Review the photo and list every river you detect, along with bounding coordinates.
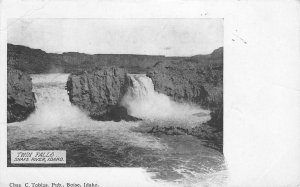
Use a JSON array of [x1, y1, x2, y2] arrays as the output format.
[[7, 73, 226, 186]]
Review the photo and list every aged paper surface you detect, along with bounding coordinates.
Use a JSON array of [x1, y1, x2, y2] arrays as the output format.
[[0, 0, 300, 186]]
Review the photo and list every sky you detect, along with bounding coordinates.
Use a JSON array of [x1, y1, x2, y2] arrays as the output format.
[[7, 19, 223, 56]]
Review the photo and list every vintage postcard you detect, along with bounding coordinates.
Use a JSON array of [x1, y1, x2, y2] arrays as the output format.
[[0, 0, 299, 187], [6, 18, 225, 184]]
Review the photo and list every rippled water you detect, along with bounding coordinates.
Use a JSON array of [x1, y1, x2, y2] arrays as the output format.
[[7, 73, 227, 186]]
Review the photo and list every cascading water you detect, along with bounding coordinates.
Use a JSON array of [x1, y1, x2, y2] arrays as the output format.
[[122, 74, 210, 126], [7, 73, 226, 187], [26, 74, 89, 127]]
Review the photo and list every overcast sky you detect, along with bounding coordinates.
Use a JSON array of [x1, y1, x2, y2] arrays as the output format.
[[8, 19, 223, 56]]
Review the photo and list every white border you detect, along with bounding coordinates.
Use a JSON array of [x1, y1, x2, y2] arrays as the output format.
[[1, 0, 300, 186]]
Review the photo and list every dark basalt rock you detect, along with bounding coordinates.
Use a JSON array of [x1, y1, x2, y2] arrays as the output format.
[[7, 67, 36, 123], [146, 48, 223, 152], [66, 66, 140, 121], [147, 124, 223, 152], [146, 59, 223, 109], [7, 43, 168, 74], [146, 47, 223, 118], [7, 43, 222, 74], [91, 105, 140, 122]]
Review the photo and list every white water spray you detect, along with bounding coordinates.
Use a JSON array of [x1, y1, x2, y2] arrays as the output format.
[[26, 74, 89, 127], [122, 74, 210, 122], [19, 74, 166, 149], [8, 73, 225, 186]]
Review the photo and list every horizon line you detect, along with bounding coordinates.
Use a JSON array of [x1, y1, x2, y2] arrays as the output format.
[[7, 43, 223, 58]]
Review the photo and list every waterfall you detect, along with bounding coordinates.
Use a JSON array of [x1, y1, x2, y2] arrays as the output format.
[[26, 73, 89, 127], [8, 73, 224, 185], [32, 74, 70, 106], [122, 74, 210, 122], [25, 73, 209, 128]]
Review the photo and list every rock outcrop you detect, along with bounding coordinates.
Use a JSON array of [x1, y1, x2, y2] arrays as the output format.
[[66, 66, 139, 121], [147, 124, 222, 152], [146, 47, 223, 152], [7, 67, 35, 123], [8, 43, 222, 74], [8, 43, 169, 74], [146, 47, 223, 115], [146, 59, 223, 110]]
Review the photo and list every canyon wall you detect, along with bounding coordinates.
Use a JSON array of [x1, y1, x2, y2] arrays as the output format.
[[147, 47, 223, 111], [8, 43, 173, 74], [8, 43, 218, 74], [7, 67, 35, 123], [66, 66, 139, 121], [146, 47, 223, 151]]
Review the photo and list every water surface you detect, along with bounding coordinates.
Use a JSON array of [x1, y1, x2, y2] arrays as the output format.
[[7, 73, 226, 186]]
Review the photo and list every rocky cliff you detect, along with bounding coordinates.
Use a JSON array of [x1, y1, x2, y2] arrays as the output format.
[[8, 43, 170, 74], [8, 43, 221, 74], [7, 67, 35, 123], [146, 51, 223, 110], [146, 47, 223, 152], [66, 66, 139, 121]]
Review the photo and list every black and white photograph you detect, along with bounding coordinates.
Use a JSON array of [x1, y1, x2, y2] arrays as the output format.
[[2, 1, 300, 187], [6, 18, 225, 185]]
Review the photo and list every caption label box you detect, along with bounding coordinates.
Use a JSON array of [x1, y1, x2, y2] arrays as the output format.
[[11, 150, 66, 164]]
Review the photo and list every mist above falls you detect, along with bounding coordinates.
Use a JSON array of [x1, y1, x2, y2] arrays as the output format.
[[121, 74, 210, 124], [21, 73, 210, 129]]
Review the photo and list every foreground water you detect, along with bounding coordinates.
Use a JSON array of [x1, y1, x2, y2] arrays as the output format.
[[7, 73, 226, 186]]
